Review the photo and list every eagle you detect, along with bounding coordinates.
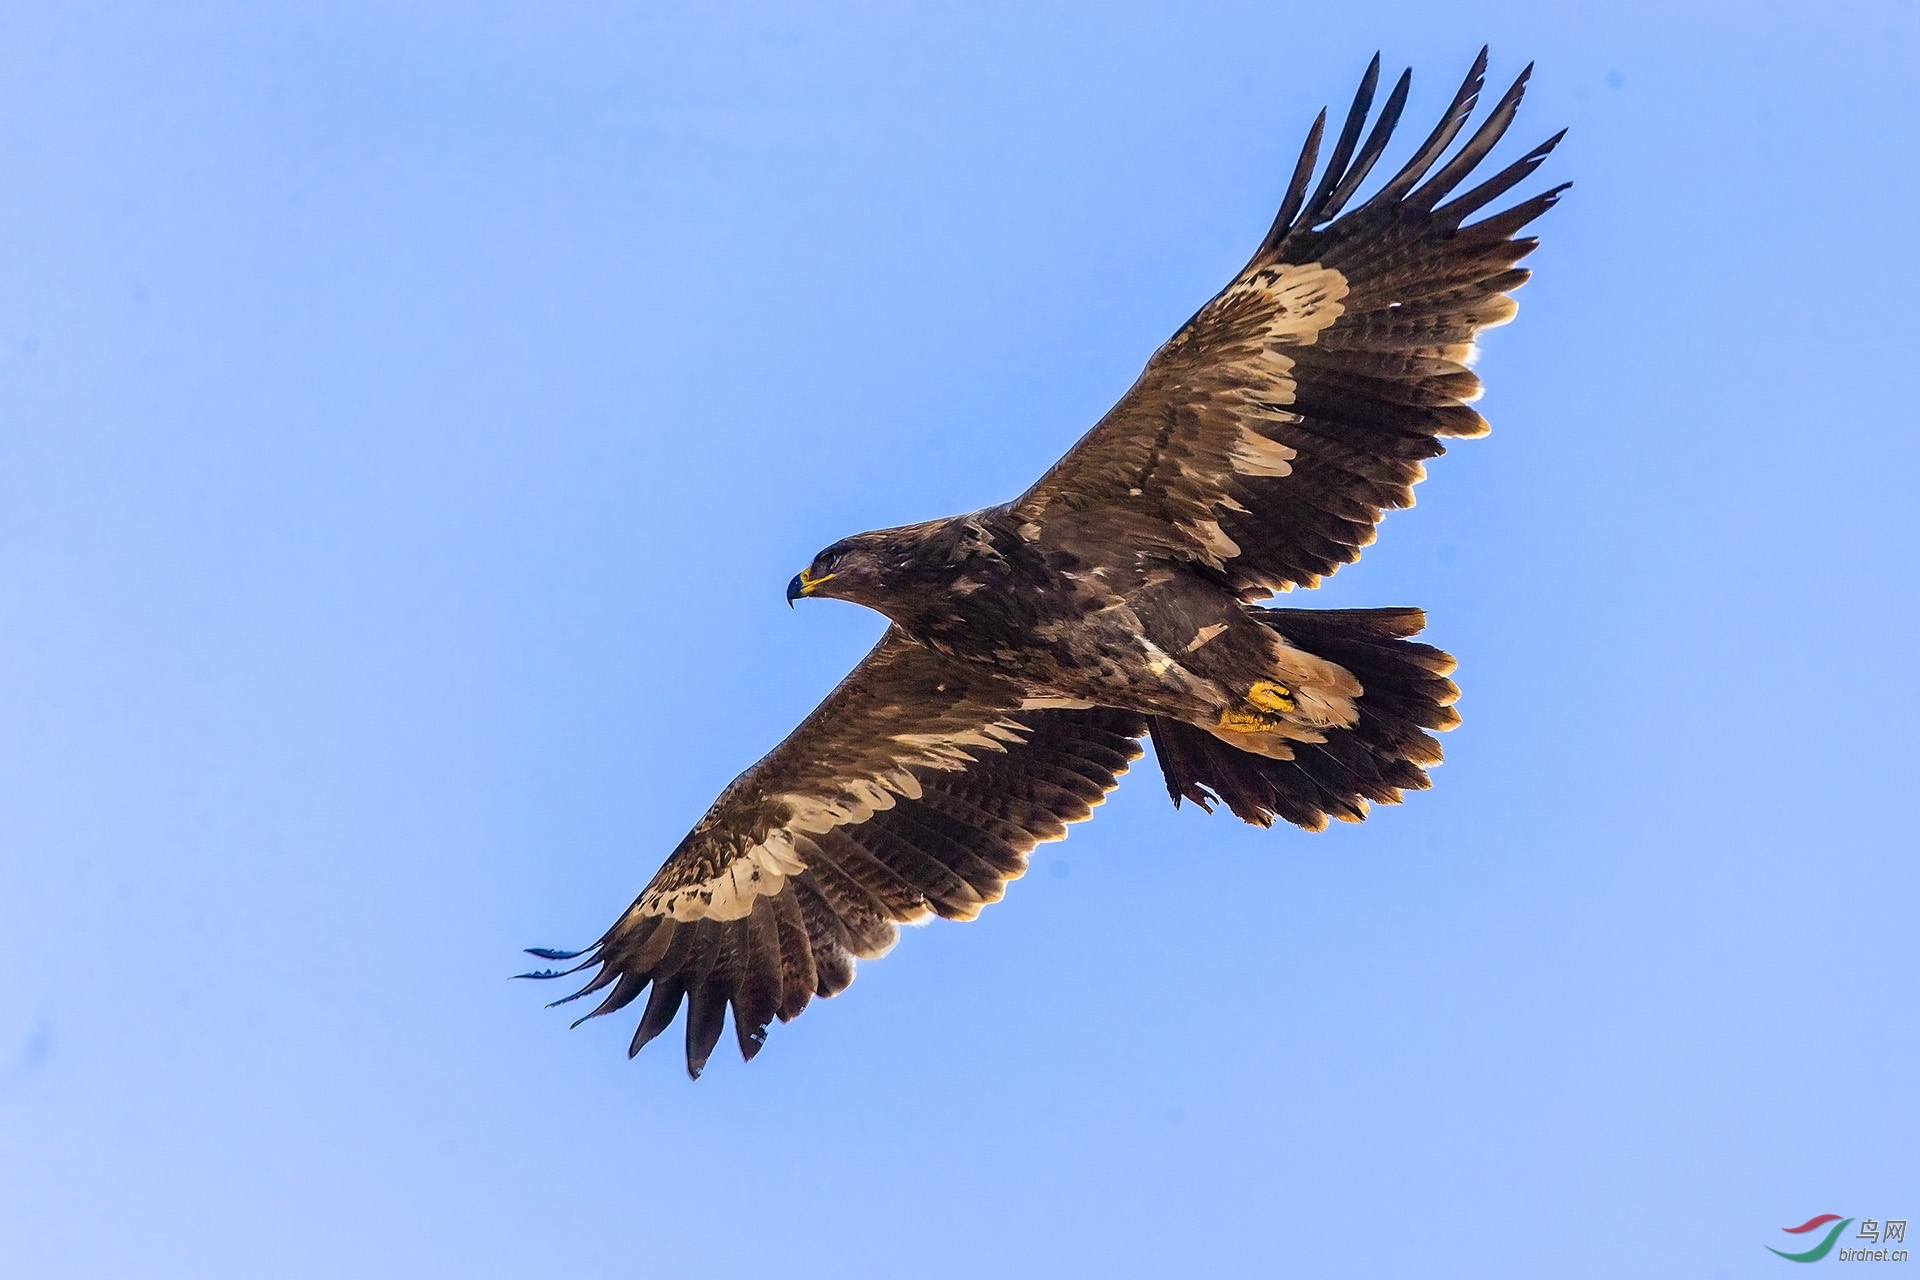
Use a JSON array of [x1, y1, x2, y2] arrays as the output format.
[[522, 50, 1566, 1077]]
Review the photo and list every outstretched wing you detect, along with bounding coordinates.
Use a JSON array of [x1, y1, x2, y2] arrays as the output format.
[[525, 629, 1145, 1077], [1014, 50, 1566, 599]]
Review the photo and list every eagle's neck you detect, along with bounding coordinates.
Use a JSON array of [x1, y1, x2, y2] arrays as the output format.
[[877, 512, 1052, 658]]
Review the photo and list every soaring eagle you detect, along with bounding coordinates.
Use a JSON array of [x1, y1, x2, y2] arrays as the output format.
[[523, 51, 1565, 1076]]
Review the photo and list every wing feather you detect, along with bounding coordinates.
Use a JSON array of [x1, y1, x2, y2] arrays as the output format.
[[1014, 53, 1564, 598], [732, 902, 784, 1061], [1298, 54, 1381, 227], [791, 877, 859, 998], [1364, 48, 1489, 210], [769, 888, 818, 1020], [1317, 68, 1412, 224], [680, 926, 731, 1077], [530, 629, 1145, 1075]]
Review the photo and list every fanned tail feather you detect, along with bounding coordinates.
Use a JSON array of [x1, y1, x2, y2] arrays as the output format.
[[1149, 607, 1459, 830]]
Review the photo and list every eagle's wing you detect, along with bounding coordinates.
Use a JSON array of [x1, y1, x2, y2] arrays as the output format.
[[1013, 51, 1566, 599], [525, 628, 1145, 1076]]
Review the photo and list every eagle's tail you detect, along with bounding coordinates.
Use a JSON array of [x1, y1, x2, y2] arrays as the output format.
[[1147, 607, 1460, 830]]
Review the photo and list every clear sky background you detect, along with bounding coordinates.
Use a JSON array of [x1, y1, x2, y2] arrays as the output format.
[[2, 3, 1916, 1277]]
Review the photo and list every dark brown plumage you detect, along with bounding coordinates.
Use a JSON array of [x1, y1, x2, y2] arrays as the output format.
[[522, 51, 1565, 1077]]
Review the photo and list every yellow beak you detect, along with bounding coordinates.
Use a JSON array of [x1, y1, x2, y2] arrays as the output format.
[[786, 569, 833, 606]]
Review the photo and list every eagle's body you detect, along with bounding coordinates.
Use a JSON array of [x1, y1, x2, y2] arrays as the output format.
[[817, 505, 1370, 746], [525, 51, 1566, 1077]]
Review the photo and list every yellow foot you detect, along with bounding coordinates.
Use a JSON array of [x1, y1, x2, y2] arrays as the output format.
[[1218, 706, 1284, 733], [1247, 680, 1295, 713]]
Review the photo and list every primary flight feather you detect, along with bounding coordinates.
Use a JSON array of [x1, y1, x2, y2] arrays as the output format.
[[522, 50, 1566, 1077]]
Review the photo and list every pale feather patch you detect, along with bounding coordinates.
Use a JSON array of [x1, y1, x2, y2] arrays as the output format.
[[1229, 426, 1298, 478], [1139, 638, 1178, 678], [1019, 695, 1097, 710], [1275, 656, 1359, 731], [638, 719, 1039, 922], [1477, 293, 1520, 329], [1179, 518, 1241, 563], [779, 776, 903, 835], [1183, 623, 1229, 653], [1180, 264, 1344, 564], [1288, 686, 1358, 731], [891, 719, 1030, 770], [646, 831, 807, 923], [1217, 261, 1350, 348], [1209, 725, 1298, 761]]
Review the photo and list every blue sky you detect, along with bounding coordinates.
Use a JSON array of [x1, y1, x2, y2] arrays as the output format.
[[2, 3, 1916, 1277]]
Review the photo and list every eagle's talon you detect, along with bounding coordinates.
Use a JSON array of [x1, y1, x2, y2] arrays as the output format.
[[1218, 706, 1285, 733], [1247, 680, 1296, 713]]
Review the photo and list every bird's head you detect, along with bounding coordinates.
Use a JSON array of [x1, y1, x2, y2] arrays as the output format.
[[786, 521, 954, 613], [786, 534, 891, 610]]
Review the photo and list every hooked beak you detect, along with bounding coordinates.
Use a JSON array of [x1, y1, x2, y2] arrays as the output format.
[[786, 569, 832, 608]]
